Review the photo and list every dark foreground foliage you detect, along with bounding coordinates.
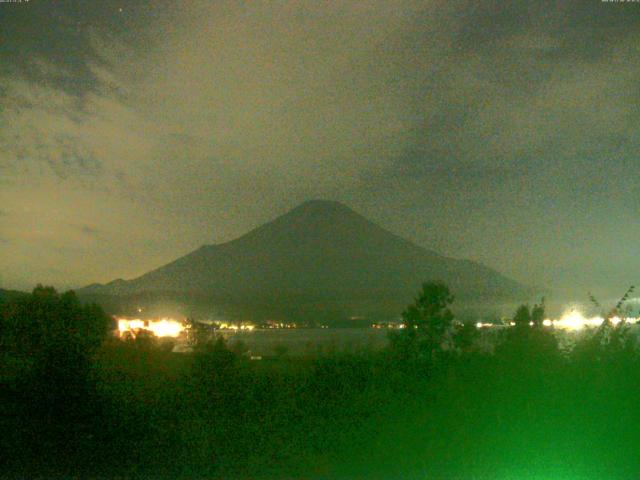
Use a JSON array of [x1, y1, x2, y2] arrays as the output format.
[[2, 285, 640, 479]]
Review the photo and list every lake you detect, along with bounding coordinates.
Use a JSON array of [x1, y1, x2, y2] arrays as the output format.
[[211, 327, 391, 356]]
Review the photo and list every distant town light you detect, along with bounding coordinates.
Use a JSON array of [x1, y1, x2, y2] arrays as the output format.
[[610, 316, 622, 326], [117, 317, 185, 338], [553, 310, 604, 330]]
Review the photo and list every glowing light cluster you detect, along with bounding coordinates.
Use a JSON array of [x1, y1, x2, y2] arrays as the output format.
[[552, 311, 630, 330], [469, 311, 637, 331], [117, 317, 185, 338], [217, 323, 255, 331], [476, 322, 494, 329], [552, 311, 600, 330]]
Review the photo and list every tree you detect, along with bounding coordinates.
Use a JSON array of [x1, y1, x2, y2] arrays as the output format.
[[394, 281, 455, 361], [531, 298, 545, 327], [452, 320, 480, 354], [513, 304, 531, 328], [0, 286, 113, 471], [1, 285, 112, 382], [498, 302, 558, 363], [575, 287, 637, 364]]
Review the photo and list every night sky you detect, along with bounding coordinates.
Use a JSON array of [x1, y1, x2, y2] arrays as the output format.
[[1, 0, 639, 302]]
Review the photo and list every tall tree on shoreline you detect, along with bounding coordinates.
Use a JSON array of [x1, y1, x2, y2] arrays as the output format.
[[392, 281, 455, 362]]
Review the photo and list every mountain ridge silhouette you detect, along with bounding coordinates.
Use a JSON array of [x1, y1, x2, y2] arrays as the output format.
[[78, 200, 528, 317]]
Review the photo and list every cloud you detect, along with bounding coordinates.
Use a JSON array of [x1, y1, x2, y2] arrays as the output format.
[[0, 58, 158, 186], [70, 224, 99, 236], [2, 0, 640, 297]]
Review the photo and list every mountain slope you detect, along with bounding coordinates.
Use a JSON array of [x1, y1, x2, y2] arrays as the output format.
[[79, 200, 527, 316]]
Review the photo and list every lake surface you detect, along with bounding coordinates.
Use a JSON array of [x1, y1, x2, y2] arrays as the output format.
[[174, 324, 640, 356], [216, 328, 391, 356]]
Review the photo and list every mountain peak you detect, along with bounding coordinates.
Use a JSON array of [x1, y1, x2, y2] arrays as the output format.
[[296, 199, 348, 208], [289, 199, 356, 215]]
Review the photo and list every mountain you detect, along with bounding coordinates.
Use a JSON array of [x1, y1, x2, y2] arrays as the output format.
[[79, 200, 528, 320]]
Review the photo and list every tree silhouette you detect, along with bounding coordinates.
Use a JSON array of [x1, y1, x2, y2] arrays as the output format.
[[513, 304, 531, 328], [531, 298, 545, 327], [1, 285, 112, 382], [498, 302, 558, 363], [452, 320, 480, 354], [575, 287, 637, 363], [394, 281, 455, 361], [0, 285, 113, 473]]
